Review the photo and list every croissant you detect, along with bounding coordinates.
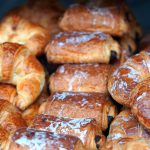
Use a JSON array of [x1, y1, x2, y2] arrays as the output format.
[[0, 15, 50, 56], [108, 51, 150, 129], [22, 80, 49, 125], [103, 138, 150, 150], [45, 31, 120, 64], [130, 79, 150, 129], [49, 64, 112, 94], [0, 126, 9, 150], [0, 100, 27, 132], [102, 109, 150, 150], [0, 83, 16, 102], [31, 115, 105, 150], [8, 0, 63, 35], [59, 3, 130, 36], [0, 42, 45, 110], [39, 92, 117, 131], [7, 128, 85, 150]]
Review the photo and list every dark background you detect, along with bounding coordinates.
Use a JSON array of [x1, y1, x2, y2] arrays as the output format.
[[0, 0, 149, 33]]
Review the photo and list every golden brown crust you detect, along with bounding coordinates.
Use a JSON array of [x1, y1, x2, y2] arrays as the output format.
[[108, 51, 150, 107], [8, 128, 85, 150], [9, 0, 63, 35], [0, 126, 9, 149], [74, 0, 142, 39], [31, 115, 105, 149], [102, 109, 150, 150], [49, 64, 112, 94], [108, 51, 150, 130], [102, 138, 150, 150], [39, 92, 117, 131], [59, 3, 130, 36], [0, 83, 16, 102], [130, 79, 150, 130], [0, 15, 50, 56], [46, 31, 120, 64], [108, 110, 150, 140], [22, 81, 49, 125], [0, 42, 45, 110], [0, 100, 27, 135]]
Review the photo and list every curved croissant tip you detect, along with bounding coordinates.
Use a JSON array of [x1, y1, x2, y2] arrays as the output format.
[[110, 50, 117, 63]]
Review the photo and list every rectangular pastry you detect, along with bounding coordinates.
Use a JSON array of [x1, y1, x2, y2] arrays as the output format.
[[45, 31, 120, 64], [8, 128, 85, 150], [59, 3, 130, 36], [49, 64, 112, 94], [39, 92, 117, 131], [31, 115, 105, 149]]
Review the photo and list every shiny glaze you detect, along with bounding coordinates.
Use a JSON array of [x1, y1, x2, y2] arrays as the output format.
[[46, 31, 120, 64], [39, 92, 116, 131], [49, 64, 112, 94], [0, 125, 8, 143], [11, 0, 63, 35], [0, 100, 27, 134], [0, 83, 16, 102], [130, 79, 150, 130], [59, 2, 129, 36], [0, 42, 45, 110], [31, 115, 101, 146], [108, 109, 150, 142], [102, 109, 150, 150], [0, 15, 50, 56], [53, 31, 109, 45], [9, 128, 83, 150], [108, 51, 150, 107]]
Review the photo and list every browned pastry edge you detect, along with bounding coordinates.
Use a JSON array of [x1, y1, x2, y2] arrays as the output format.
[[108, 51, 150, 107], [0, 42, 45, 110], [49, 64, 113, 94], [102, 109, 150, 150], [39, 92, 117, 131], [45, 31, 120, 64], [0, 100, 27, 132], [31, 114, 106, 149], [130, 79, 150, 130], [59, 2, 130, 36], [22, 79, 49, 126], [0, 15, 50, 56], [8, 128, 85, 150]]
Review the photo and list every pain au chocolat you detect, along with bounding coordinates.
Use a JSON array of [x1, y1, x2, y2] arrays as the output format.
[[31, 115, 105, 150], [49, 64, 112, 94], [45, 31, 120, 64], [7, 128, 85, 150], [39, 92, 117, 131]]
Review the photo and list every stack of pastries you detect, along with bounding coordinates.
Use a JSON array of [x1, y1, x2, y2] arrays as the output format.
[[0, 0, 150, 150]]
